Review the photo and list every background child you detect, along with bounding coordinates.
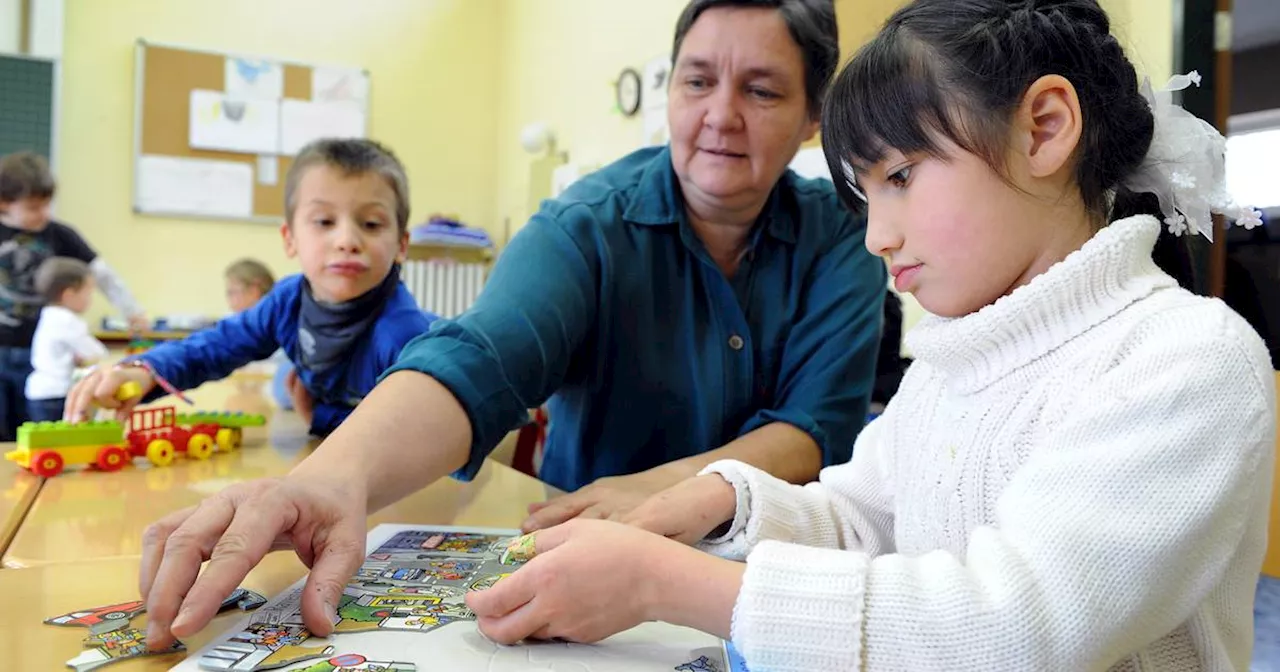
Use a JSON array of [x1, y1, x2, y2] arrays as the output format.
[[222, 256, 294, 410], [64, 138, 436, 437], [24, 257, 109, 422], [224, 258, 275, 313], [463, 1, 1275, 670], [0, 151, 147, 440]]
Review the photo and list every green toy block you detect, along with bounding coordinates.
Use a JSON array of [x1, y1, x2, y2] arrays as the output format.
[[176, 411, 266, 428], [18, 420, 124, 449]]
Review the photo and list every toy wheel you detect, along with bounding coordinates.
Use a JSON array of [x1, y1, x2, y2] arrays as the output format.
[[216, 428, 237, 452], [187, 434, 214, 460], [95, 446, 129, 472], [146, 439, 175, 467], [31, 451, 64, 477]]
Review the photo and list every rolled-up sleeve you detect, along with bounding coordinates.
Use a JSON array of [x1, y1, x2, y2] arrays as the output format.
[[380, 209, 599, 480], [738, 211, 885, 466]]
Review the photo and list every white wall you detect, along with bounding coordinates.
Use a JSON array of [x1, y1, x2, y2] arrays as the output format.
[[0, 0, 20, 53], [27, 0, 63, 58]]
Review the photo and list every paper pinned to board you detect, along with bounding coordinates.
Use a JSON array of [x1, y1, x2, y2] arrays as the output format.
[[312, 66, 369, 104], [224, 57, 283, 99], [189, 89, 280, 154], [256, 155, 278, 186], [642, 53, 670, 112], [136, 155, 253, 218], [279, 98, 366, 155]]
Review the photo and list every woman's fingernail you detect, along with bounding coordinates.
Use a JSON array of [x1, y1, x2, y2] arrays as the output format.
[[323, 600, 337, 624]]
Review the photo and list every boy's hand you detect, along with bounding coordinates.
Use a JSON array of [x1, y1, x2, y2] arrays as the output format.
[[285, 368, 314, 426], [64, 365, 156, 423], [621, 474, 739, 545]]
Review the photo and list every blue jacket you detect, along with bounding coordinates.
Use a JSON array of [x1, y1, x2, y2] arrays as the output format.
[[384, 146, 886, 491], [141, 274, 434, 436]]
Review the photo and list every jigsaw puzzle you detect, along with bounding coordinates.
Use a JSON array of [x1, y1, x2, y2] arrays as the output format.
[[173, 525, 735, 671]]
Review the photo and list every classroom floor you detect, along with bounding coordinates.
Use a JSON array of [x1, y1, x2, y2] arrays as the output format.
[[1256, 575, 1280, 671]]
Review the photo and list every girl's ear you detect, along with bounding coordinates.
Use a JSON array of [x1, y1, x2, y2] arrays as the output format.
[[1013, 74, 1083, 180]]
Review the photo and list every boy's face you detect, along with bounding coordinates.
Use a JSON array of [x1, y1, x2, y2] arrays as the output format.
[[61, 277, 95, 314], [280, 164, 408, 304], [0, 196, 52, 231], [225, 279, 264, 314]]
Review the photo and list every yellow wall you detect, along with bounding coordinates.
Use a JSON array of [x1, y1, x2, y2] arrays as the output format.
[[493, 0, 690, 242], [57, 0, 503, 326]]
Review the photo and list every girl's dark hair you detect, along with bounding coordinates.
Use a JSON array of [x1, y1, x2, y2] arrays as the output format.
[[821, 0, 1155, 224]]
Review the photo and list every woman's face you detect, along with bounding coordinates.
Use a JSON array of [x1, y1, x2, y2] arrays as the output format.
[[667, 6, 820, 215]]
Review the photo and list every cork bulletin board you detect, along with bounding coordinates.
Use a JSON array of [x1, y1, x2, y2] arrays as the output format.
[[132, 40, 369, 222]]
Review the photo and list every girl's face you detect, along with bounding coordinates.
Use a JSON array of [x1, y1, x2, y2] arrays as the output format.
[[226, 279, 264, 313], [853, 79, 1094, 318]]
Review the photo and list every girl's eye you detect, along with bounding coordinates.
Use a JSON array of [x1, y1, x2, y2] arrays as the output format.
[[888, 166, 912, 189]]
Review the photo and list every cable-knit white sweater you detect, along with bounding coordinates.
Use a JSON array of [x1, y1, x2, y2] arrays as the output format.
[[699, 216, 1277, 672]]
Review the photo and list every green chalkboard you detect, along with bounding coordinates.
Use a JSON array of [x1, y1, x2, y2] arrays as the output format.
[[0, 54, 55, 160]]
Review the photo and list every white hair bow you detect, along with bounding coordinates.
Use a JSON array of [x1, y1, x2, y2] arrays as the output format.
[[1121, 71, 1263, 241]]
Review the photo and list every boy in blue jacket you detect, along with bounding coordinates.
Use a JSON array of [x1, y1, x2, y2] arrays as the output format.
[[65, 139, 436, 436]]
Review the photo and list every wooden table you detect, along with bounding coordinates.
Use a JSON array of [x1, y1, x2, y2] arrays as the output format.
[[0, 457, 42, 557], [2, 372, 557, 568], [3, 417, 556, 568]]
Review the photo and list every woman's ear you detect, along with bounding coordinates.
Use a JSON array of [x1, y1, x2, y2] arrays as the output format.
[[1014, 74, 1083, 179]]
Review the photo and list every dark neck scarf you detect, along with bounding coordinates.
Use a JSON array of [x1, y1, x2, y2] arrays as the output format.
[[297, 264, 400, 375]]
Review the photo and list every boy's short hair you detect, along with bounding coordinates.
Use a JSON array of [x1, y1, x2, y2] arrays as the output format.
[[283, 138, 410, 233], [225, 258, 276, 294], [35, 256, 91, 304], [0, 152, 57, 204]]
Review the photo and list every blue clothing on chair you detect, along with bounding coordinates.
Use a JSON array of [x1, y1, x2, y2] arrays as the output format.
[[140, 274, 435, 437], [384, 145, 886, 492]]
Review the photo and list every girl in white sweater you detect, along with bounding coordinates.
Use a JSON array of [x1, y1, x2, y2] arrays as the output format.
[[465, 1, 1276, 669]]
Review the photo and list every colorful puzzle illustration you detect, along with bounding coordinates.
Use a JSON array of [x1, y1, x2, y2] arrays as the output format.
[[64, 627, 185, 672], [174, 525, 734, 671], [44, 587, 268, 670]]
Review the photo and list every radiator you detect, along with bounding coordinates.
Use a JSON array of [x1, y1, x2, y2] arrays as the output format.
[[401, 260, 487, 319]]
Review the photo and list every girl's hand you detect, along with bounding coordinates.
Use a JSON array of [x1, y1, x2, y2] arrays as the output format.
[[466, 520, 694, 644], [621, 474, 739, 545]]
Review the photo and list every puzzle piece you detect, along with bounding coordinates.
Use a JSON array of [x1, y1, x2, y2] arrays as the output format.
[[197, 622, 331, 671], [65, 627, 184, 672], [675, 655, 723, 672], [293, 653, 416, 672], [45, 601, 146, 630], [223, 588, 268, 612]]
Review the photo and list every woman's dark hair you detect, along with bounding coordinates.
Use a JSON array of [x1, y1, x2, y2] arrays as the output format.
[[672, 0, 838, 118], [821, 0, 1155, 224]]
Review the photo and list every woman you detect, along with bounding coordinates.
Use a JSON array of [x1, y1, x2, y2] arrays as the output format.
[[136, 0, 885, 649]]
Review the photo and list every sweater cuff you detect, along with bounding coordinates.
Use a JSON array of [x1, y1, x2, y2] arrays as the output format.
[[695, 460, 812, 559], [732, 540, 868, 671]]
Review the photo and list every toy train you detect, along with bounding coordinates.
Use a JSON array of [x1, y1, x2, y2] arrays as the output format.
[[4, 406, 266, 478]]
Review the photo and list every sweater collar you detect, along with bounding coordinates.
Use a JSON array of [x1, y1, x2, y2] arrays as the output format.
[[905, 216, 1177, 393]]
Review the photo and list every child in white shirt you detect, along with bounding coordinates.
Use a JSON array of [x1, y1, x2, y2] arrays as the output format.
[[462, 1, 1276, 670], [25, 256, 108, 422]]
